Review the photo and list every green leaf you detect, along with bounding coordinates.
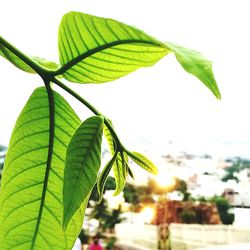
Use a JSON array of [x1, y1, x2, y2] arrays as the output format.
[[165, 42, 221, 99], [103, 124, 127, 195], [57, 12, 220, 99], [104, 123, 116, 155], [127, 151, 158, 175], [32, 56, 60, 71], [63, 116, 104, 230], [97, 152, 117, 202], [57, 11, 169, 83], [0, 42, 59, 73], [113, 152, 128, 196], [0, 87, 83, 249]]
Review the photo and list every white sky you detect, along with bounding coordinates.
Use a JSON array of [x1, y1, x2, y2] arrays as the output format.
[[1, 0, 250, 158]]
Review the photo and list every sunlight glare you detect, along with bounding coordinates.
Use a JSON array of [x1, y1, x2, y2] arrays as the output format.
[[139, 206, 155, 224], [156, 172, 176, 189]]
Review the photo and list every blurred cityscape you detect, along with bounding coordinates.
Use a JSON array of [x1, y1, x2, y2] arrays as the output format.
[[1, 144, 250, 249]]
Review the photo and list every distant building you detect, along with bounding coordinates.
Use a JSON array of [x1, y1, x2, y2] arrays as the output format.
[[223, 185, 250, 208]]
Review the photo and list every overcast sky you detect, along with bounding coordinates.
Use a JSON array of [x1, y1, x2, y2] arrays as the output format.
[[1, 0, 250, 158]]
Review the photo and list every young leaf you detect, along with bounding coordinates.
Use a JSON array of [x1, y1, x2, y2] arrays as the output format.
[[103, 125, 127, 195], [104, 123, 116, 155], [57, 11, 169, 83], [63, 116, 104, 230], [127, 151, 158, 175], [97, 152, 117, 202], [0, 87, 83, 249], [32, 56, 60, 71], [113, 152, 128, 196], [164, 42, 221, 99]]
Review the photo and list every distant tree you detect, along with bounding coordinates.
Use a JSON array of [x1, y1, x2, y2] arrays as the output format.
[[196, 196, 207, 202], [78, 229, 89, 245], [123, 183, 139, 205], [89, 199, 110, 232], [209, 196, 234, 224], [123, 177, 191, 213], [174, 178, 191, 201], [180, 209, 197, 224], [123, 182, 153, 209], [222, 157, 250, 182], [104, 205, 125, 230], [88, 177, 123, 232], [88, 198, 124, 233], [221, 172, 239, 183]]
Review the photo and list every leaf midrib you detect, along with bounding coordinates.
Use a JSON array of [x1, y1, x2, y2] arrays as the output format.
[[64, 121, 102, 228], [114, 154, 124, 193], [55, 39, 165, 76], [30, 84, 57, 249]]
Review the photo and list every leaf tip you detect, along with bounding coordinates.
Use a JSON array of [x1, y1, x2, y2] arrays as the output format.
[[215, 90, 222, 100], [113, 189, 121, 197], [128, 167, 135, 179], [210, 79, 221, 100]]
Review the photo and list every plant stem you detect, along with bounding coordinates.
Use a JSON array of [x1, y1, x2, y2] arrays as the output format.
[[0, 36, 50, 76], [53, 78, 125, 149], [0, 36, 125, 151], [53, 78, 102, 116]]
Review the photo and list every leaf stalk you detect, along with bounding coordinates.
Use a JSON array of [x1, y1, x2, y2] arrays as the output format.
[[52, 78, 125, 150], [0, 36, 132, 158]]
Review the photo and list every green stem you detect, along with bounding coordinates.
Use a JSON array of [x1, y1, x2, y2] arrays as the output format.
[[0, 36, 126, 152], [53, 78, 102, 116], [0, 36, 50, 76], [52, 78, 125, 149]]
